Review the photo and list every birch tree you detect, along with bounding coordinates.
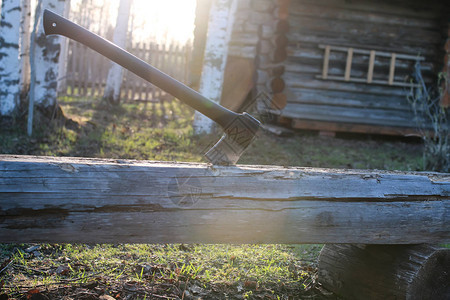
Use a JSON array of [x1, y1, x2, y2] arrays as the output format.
[[31, 0, 67, 109], [193, 0, 237, 134], [57, 1, 71, 94], [0, 0, 24, 116], [20, 0, 32, 96], [103, 0, 132, 105]]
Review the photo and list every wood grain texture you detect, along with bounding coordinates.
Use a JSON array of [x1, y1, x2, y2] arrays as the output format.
[[318, 244, 450, 300], [277, 0, 447, 133], [276, 103, 425, 128], [290, 118, 423, 137], [0, 155, 449, 244]]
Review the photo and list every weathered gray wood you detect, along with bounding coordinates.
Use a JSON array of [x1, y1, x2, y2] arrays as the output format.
[[0, 155, 449, 244], [318, 244, 450, 300], [288, 2, 439, 29], [276, 103, 426, 128], [288, 16, 442, 46], [286, 87, 413, 112], [291, 0, 443, 20], [284, 73, 409, 97]]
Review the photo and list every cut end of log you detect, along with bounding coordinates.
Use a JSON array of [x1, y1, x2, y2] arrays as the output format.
[[271, 93, 287, 109], [275, 20, 290, 33], [318, 244, 450, 300], [270, 77, 285, 93]]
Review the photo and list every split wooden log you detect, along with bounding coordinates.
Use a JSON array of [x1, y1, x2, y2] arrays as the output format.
[[318, 244, 450, 300], [0, 155, 449, 244]]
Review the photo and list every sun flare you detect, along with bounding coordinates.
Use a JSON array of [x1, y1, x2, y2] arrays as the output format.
[[130, 0, 197, 44], [69, 0, 197, 45]]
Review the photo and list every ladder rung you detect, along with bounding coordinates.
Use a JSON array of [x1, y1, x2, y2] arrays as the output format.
[[388, 53, 396, 85], [344, 48, 353, 81], [322, 45, 330, 79], [367, 50, 376, 83]]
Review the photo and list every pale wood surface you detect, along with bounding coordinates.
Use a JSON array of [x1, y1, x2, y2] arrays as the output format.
[[220, 56, 255, 112], [1, 155, 449, 244]]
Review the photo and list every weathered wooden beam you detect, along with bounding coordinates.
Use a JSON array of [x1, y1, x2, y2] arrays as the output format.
[[0, 155, 449, 244]]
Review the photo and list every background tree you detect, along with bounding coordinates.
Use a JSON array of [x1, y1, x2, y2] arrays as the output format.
[[193, 0, 237, 134], [27, 0, 68, 135], [103, 0, 132, 105], [0, 0, 25, 117], [20, 0, 32, 97], [31, 0, 68, 109]]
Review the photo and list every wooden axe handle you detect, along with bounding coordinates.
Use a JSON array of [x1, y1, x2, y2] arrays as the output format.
[[43, 9, 239, 128]]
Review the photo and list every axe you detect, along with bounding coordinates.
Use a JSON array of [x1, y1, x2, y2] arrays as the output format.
[[43, 9, 260, 165]]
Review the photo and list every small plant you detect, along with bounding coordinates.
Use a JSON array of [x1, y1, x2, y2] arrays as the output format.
[[407, 63, 449, 172]]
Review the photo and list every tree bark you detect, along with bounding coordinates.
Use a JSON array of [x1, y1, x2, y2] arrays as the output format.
[[0, 155, 449, 244], [0, 0, 23, 116], [193, 0, 238, 133], [32, 0, 67, 108], [56, 0, 71, 95], [318, 244, 450, 300], [20, 0, 32, 96], [103, 0, 132, 105]]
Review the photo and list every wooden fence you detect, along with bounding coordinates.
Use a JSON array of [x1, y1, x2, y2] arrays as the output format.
[[60, 41, 192, 103]]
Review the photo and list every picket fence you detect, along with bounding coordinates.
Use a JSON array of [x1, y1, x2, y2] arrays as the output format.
[[60, 41, 192, 103]]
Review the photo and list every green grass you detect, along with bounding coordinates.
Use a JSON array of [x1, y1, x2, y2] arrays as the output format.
[[1, 96, 424, 171], [0, 244, 321, 299], [0, 96, 426, 299]]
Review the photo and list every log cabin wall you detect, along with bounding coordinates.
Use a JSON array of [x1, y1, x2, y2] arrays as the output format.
[[220, 0, 284, 111], [194, 0, 447, 135], [194, 0, 291, 113], [278, 0, 449, 135]]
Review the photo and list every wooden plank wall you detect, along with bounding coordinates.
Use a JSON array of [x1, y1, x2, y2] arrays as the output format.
[[281, 0, 447, 133]]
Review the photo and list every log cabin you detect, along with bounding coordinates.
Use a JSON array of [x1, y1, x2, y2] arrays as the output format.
[[193, 0, 450, 136]]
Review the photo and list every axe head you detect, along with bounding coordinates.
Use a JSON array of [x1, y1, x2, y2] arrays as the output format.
[[205, 112, 261, 165]]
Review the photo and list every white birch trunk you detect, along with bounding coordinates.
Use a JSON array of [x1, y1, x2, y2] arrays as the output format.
[[20, 0, 31, 95], [103, 0, 132, 104], [193, 0, 237, 134], [32, 0, 66, 107], [0, 0, 23, 116], [56, 0, 71, 94]]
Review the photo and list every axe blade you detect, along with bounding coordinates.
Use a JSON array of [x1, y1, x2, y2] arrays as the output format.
[[205, 113, 261, 165]]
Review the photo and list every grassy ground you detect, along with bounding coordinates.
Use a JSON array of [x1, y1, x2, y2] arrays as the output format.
[[0, 244, 326, 299], [0, 96, 425, 299], [0, 97, 423, 170]]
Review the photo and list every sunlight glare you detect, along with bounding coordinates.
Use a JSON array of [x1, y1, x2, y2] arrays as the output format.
[[131, 0, 197, 45]]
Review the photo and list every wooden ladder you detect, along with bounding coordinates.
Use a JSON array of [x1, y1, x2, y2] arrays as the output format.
[[317, 45, 424, 88]]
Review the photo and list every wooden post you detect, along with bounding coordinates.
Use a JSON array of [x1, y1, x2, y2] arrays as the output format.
[[0, 155, 449, 244], [318, 244, 450, 300]]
